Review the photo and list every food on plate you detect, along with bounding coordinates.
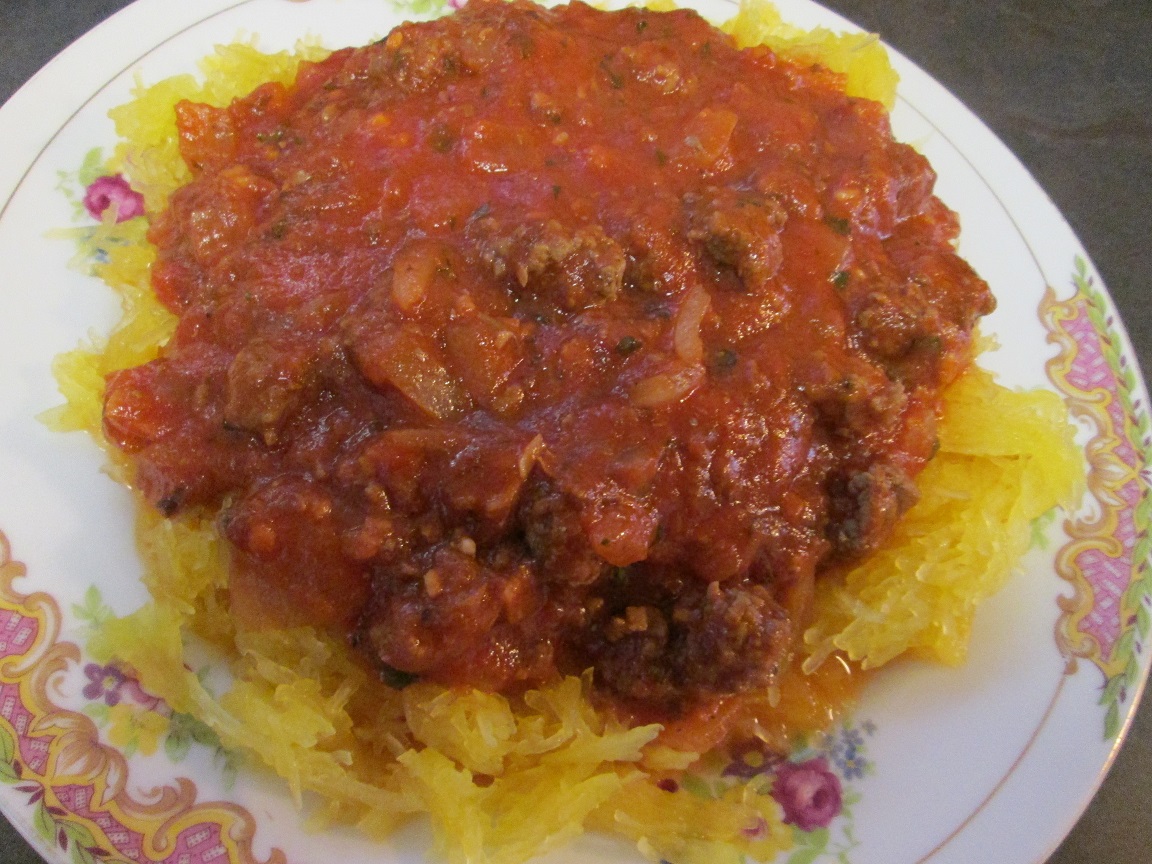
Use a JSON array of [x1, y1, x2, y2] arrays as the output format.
[[105, 0, 997, 708], [47, 0, 1083, 861]]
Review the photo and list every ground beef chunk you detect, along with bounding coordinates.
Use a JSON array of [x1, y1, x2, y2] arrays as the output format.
[[684, 187, 788, 291], [584, 579, 790, 709], [826, 464, 920, 559], [517, 475, 610, 589], [360, 545, 555, 690], [471, 217, 627, 311]]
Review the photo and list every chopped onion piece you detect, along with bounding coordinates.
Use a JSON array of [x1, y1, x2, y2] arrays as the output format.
[[673, 285, 711, 365], [630, 365, 705, 407]]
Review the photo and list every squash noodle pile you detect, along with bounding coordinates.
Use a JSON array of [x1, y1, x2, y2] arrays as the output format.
[[45, 3, 1083, 863]]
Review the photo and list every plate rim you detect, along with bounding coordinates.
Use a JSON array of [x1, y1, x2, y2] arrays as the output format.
[[0, 1, 1148, 863]]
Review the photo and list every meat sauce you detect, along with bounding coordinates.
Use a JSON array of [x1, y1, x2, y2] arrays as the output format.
[[103, 0, 993, 715]]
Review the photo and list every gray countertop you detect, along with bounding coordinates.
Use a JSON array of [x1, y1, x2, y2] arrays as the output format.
[[1, 0, 1148, 862]]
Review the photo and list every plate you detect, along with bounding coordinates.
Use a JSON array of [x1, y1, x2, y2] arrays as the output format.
[[0, 1, 1148, 862]]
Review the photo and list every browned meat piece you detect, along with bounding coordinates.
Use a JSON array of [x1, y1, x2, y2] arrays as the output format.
[[826, 463, 919, 559], [516, 474, 611, 589], [360, 545, 554, 691], [684, 187, 788, 290], [223, 336, 329, 444], [584, 579, 791, 708], [470, 217, 627, 311]]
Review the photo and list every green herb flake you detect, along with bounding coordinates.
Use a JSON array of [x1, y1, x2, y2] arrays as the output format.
[[711, 347, 738, 372], [600, 57, 625, 90], [615, 335, 643, 355], [429, 126, 456, 153], [826, 216, 851, 235], [379, 665, 419, 689]]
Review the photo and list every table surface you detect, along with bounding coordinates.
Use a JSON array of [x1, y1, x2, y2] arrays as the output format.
[[0, 0, 1148, 862]]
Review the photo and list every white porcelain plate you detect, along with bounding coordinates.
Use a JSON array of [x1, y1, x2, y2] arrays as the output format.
[[0, 1, 1148, 863]]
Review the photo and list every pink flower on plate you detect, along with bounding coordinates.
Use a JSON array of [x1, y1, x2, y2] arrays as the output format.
[[81, 661, 161, 710], [770, 757, 843, 831], [83, 174, 145, 222], [82, 662, 127, 706]]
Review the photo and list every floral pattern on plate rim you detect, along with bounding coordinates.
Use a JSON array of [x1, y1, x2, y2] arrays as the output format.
[[1, 0, 1150, 845], [0, 534, 282, 864], [1042, 258, 1152, 740]]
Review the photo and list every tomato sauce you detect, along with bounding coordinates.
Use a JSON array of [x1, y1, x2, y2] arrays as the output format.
[[103, 0, 993, 716]]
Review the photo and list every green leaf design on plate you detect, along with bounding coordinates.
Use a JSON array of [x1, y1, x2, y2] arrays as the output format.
[[1069, 256, 1152, 740], [32, 799, 55, 845], [82, 702, 110, 726], [679, 773, 715, 799], [71, 585, 115, 634], [390, 0, 455, 18], [787, 844, 827, 864], [0, 723, 15, 765], [163, 724, 192, 763], [76, 147, 108, 188]]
